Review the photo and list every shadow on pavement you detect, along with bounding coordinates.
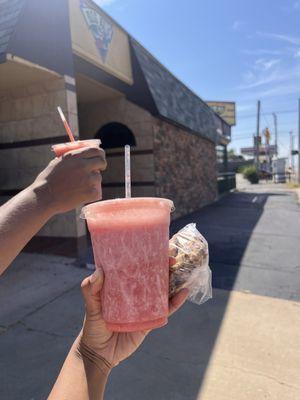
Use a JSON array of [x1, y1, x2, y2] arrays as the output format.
[[3, 189, 297, 400], [106, 190, 295, 399], [150, 188, 298, 399], [171, 191, 279, 291]]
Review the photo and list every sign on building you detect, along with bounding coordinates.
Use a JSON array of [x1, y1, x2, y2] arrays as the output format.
[[206, 101, 236, 126], [80, 0, 113, 62], [69, 0, 133, 84]]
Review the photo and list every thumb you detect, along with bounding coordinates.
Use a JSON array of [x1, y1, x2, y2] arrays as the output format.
[[169, 288, 189, 316], [81, 268, 104, 317]]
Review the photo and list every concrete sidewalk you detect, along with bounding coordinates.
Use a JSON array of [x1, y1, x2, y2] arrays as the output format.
[[0, 183, 300, 399]]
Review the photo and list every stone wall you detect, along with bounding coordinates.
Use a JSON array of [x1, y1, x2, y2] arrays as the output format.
[[0, 76, 85, 239], [153, 120, 217, 218], [78, 97, 155, 199]]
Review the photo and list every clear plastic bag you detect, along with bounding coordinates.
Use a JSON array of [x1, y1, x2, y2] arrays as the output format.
[[169, 223, 212, 305]]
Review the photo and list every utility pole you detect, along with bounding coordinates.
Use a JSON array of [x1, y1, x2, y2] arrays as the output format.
[[290, 131, 294, 178], [256, 100, 261, 167], [272, 113, 278, 158], [298, 98, 300, 183]]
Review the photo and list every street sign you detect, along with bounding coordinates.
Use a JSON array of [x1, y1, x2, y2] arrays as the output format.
[[241, 145, 277, 156], [253, 136, 262, 146]]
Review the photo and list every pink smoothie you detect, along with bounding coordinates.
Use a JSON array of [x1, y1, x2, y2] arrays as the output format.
[[82, 198, 173, 332], [52, 139, 101, 157]]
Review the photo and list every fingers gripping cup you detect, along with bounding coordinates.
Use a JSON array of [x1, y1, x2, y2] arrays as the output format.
[[54, 107, 101, 156], [52, 139, 102, 198], [81, 198, 174, 332]]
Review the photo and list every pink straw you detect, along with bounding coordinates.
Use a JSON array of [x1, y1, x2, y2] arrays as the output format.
[[57, 106, 75, 142]]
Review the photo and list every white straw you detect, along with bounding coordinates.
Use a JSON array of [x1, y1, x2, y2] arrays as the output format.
[[57, 106, 75, 142], [57, 106, 66, 122], [125, 145, 131, 198]]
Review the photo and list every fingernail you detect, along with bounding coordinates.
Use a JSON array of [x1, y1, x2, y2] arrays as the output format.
[[90, 269, 100, 283]]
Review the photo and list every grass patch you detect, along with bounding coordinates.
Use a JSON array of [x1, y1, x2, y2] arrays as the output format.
[[286, 182, 300, 189]]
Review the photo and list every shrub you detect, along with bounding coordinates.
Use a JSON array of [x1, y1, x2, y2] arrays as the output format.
[[238, 165, 247, 174], [242, 165, 259, 184]]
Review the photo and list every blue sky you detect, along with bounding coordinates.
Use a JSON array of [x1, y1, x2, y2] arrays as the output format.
[[96, 0, 300, 158]]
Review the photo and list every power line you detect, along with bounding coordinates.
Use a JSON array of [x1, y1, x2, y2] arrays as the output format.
[[232, 102, 298, 158], [237, 109, 297, 119], [233, 124, 295, 139], [261, 105, 271, 129], [233, 132, 293, 139], [261, 105, 278, 133], [278, 140, 289, 152], [272, 113, 278, 157], [232, 136, 254, 141], [233, 132, 254, 136]]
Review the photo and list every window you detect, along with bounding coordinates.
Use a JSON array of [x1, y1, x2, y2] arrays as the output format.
[[216, 145, 225, 164]]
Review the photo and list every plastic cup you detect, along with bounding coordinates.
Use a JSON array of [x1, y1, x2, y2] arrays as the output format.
[[81, 197, 174, 332], [52, 139, 101, 157]]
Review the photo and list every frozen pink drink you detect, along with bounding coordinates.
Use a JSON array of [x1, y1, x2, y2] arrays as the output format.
[[52, 139, 101, 157], [82, 198, 173, 332]]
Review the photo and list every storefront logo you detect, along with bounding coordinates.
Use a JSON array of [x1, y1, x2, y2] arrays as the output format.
[[80, 0, 113, 62]]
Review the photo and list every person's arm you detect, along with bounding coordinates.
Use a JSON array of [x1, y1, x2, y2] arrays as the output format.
[[48, 335, 111, 400], [0, 184, 54, 274], [0, 147, 106, 274], [49, 266, 188, 400]]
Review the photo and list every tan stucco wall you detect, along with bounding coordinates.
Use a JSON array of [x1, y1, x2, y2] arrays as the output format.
[[78, 97, 155, 199], [0, 76, 85, 239], [78, 97, 154, 149]]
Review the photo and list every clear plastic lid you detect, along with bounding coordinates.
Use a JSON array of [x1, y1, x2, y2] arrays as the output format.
[[81, 197, 174, 220]]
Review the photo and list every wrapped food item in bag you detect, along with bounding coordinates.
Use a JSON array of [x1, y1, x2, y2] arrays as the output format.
[[169, 223, 212, 305]]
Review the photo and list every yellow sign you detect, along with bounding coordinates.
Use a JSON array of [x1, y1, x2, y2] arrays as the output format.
[[69, 0, 133, 84], [206, 101, 236, 126]]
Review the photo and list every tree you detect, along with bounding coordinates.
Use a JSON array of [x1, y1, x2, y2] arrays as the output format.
[[227, 148, 245, 161], [228, 149, 236, 159]]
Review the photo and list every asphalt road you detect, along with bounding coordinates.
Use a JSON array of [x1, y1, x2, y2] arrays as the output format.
[[172, 183, 300, 301], [0, 182, 299, 399]]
